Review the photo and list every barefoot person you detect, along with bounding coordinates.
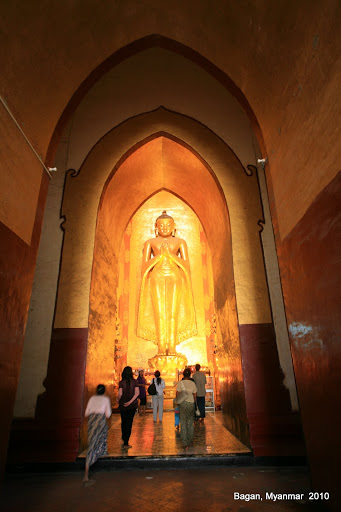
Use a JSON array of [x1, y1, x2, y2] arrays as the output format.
[[192, 363, 207, 421], [83, 384, 112, 482], [118, 366, 140, 450], [151, 370, 165, 423], [137, 369, 147, 415], [176, 368, 197, 449]]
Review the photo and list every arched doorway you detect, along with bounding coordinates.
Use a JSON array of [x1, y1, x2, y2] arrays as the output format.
[[13, 39, 298, 464], [84, 135, 249, 450]]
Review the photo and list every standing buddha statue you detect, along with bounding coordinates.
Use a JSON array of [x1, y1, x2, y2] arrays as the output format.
[[137, 210, 197, 370]]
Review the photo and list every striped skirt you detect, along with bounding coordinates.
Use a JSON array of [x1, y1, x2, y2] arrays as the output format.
[[179, 401, 195, 447], [86, 413, 108, 467]]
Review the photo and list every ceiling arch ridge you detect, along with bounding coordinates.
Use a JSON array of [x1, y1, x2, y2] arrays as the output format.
[[61, 108, 262, 248], [100, 129, 228, 218], [47, 34, 266, 167], [66, 105, 256, 184], [108, 185, 219, 246]]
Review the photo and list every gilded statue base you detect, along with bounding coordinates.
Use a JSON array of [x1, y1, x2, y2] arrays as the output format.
[[148, 353, 188, 374]]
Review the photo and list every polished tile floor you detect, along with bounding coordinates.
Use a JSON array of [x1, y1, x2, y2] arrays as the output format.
[[79, 411, 251, 458]]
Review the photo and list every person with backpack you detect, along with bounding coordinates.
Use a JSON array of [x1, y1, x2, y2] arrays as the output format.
[[150, 370, 165, 423], [118, 366, 140, 450]]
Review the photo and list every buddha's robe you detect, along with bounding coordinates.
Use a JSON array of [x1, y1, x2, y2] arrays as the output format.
[[137, 249, 197, 349]]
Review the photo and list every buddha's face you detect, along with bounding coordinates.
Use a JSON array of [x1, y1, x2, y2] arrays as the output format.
[[156, 218, 174, 237]]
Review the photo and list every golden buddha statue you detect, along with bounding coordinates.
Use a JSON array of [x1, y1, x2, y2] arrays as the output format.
[[137, 211, 197, 370]]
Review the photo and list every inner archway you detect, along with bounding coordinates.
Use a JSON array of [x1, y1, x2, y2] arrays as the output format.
[[85, 135, 249, 448], [115, 191, 216, 396]]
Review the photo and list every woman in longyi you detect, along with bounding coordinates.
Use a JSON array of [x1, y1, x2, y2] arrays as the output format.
[[137, 210, 197, 355], [83, 384, 111, 483]]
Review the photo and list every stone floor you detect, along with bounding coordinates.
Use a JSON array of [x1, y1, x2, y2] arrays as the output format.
[[79, 411, 251, 457], [2, 412, 331, 511], [2, 466, 329, 511]]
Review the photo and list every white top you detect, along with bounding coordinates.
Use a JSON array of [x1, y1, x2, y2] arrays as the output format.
[[85, 395, 112, 418], [152, 378, 165, 396], [177, 379, 197, 402]]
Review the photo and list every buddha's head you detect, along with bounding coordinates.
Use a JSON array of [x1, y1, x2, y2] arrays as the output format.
[[155, 210, 175, 237]]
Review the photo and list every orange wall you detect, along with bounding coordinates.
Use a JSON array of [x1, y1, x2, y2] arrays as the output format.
[[0, 104, 44, 244], [0, 173, 48, 474]]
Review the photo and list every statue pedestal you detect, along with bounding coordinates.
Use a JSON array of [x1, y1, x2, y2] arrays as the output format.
[[148, 353, 188, 375]]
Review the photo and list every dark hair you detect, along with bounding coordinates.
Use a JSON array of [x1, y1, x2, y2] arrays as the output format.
[[183, 368, 191, 378], [96, 384, 105, 395], [195, 363, 201, 371], [122, 366, 133, 380], [154, 370, 161, 386], [121, 366, 135, 394]]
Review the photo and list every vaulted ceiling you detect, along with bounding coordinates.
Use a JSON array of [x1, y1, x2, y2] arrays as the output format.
[[1, 1, 340, 242]]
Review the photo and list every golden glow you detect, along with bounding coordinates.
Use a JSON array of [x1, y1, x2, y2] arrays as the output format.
[[137, 210, 197, 361], [83, 135, 249, 424], [123, 191, 209, 370]]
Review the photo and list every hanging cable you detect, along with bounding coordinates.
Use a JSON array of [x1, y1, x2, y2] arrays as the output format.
[[0, 95, 57, 179]]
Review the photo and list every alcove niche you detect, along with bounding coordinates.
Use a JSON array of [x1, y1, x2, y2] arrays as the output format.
[[84, 135, 249, 447]]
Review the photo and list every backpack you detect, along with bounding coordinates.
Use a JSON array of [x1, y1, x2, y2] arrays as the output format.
[[147, 378, 157, 395]]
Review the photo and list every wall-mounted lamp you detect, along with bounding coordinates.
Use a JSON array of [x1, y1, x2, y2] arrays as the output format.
[[257, 158, 268, 170]]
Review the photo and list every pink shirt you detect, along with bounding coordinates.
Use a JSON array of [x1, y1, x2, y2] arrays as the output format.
[[85, 395, 112, 418]]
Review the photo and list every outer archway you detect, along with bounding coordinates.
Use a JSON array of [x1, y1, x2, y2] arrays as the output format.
[[55, 108, 270, 332], [46, 34, 265, 167], [33, 108, 294, 463]]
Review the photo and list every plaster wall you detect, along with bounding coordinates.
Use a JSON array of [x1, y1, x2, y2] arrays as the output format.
[[257, 166, 299, 410], [13, 130, 70, 417]]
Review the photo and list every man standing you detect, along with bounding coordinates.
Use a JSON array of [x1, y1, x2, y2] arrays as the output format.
[[193, 364, 207, 421]]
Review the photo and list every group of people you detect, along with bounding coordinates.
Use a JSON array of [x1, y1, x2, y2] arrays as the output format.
[[83, 363, 207, 481]]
